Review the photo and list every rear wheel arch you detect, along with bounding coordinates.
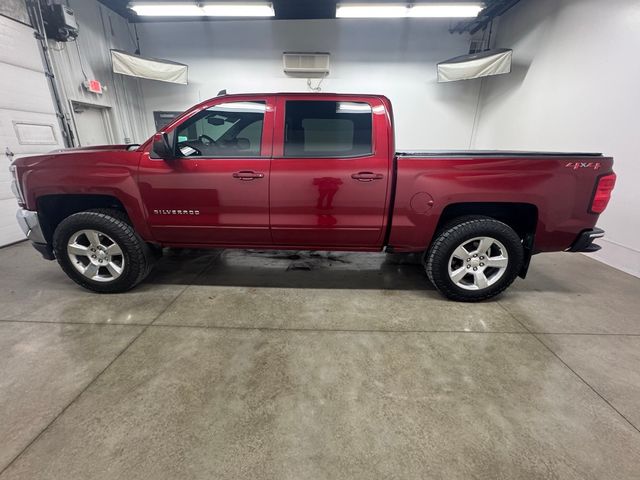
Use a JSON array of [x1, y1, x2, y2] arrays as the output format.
[[436, 202, 538, 239], [434, 202, 538, 278]]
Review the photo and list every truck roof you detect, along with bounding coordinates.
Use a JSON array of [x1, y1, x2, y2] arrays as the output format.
[[212, 92, 389, 101]]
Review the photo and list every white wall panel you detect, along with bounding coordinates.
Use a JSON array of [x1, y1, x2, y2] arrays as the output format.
[[0, 15, 63, 246], [0, 0, 29, 25], [472, 0, 640, 277]]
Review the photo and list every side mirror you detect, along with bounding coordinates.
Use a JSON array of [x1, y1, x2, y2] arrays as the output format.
[[151, 132, 173, 159]]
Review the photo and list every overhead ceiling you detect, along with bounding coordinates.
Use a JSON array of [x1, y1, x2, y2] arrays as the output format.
[[98, 0, 521, 33]]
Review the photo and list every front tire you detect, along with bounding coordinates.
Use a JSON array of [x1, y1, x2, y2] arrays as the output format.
[[425, 217, 524, 302], [53, 210, 153, 293]]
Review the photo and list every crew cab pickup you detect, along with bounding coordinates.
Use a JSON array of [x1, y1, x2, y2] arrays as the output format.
[[11, 93, 616, 301]]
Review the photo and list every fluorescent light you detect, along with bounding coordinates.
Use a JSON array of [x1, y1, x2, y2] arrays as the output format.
[[408, 3, 483, 18], [336, 3, 484, 19], [130, 4, 204, 16], [202, 3, 274, 16], [129, 2, 275, 17], [336, 4, 408, 18]]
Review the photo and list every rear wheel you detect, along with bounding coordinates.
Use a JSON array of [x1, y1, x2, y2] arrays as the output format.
[[425, 217, 524, 302], [53, 210, 153, 293]]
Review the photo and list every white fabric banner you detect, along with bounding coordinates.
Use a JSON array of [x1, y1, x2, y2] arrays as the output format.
[[437, 49, 512, 83], [111, 50, 188, 85]]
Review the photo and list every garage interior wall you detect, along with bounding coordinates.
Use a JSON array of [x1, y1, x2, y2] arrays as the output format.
[[135, 18, 482, 150], [471, 0, 640, 277], [49, 0, 147, 145], [0, 12, 64, 245]]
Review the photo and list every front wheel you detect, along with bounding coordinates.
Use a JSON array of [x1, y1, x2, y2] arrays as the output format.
[[53, 210, 153, 293], [425, 217, 524, 302]]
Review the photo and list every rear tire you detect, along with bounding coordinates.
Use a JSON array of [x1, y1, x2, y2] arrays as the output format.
[[53, 210, 154, 293], [425, 217, 524, 302]]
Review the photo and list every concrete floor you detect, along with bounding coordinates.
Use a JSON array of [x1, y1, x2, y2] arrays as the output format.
[[1, 242, 639, 479]]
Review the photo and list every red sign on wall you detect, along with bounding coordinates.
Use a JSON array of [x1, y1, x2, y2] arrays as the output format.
[[83, 79, 103, 94]]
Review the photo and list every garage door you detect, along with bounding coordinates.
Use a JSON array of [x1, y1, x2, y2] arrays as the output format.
[[0, 15, 64, 246]]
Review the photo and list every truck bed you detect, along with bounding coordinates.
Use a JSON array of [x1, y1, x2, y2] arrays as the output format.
[[396, 150, 603, 158], [388, 151, 613, 253]]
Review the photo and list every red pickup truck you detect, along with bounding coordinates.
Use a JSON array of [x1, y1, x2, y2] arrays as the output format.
[[11, 92, 616, 301]]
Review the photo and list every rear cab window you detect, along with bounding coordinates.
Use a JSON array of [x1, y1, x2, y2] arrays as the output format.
[[283, 100, 373, 158]]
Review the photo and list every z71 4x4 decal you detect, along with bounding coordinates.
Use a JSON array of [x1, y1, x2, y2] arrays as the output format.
[[566, 162, 602, 171]]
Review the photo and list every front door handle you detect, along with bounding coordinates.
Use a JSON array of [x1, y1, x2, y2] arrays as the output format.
[[232, 170, 264, 181], [351, 172, 384, 182]]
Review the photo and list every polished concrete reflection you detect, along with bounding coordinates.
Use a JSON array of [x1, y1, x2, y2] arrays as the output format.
[[1, 242, 639, 479], [0, 322, 143, 470]]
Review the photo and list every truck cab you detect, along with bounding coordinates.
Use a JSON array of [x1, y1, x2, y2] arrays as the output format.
[[141, 93, 394, 250]]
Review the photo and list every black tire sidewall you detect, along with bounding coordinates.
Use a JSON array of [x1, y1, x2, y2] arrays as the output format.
[[426, 219, 524, 302], [53, 212, 147, 293]]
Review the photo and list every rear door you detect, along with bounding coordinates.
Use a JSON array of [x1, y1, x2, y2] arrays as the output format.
[[270, 96, 391, 247], [138, 96, 274, 245]]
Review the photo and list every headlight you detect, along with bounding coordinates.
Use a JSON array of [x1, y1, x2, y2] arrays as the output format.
[[10, 164, 25, 205]]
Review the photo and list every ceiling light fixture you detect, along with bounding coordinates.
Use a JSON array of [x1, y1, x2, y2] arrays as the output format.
[[129, 2, 275, 17], [336, 3, 484, 19], [408, 3, 484, 17], [201, 3, 275, 16], [335, 4, 408, 18], [129, 3, 203, 16]]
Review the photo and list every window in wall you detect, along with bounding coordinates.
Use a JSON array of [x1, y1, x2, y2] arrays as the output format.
[[284, 101, 373, 158], [175, 101, 265, 157]]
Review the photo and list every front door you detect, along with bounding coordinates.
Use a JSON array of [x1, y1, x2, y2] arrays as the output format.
[[138, 97, 273, 245], [269, 97, 391, 247]]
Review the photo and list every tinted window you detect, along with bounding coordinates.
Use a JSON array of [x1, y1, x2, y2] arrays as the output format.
[[284, 101, 372, 158], [175, 101, 265, 157]]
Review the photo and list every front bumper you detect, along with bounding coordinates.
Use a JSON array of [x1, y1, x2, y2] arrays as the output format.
[[16, 209, 55, 260], [568, 228, 605, 253]]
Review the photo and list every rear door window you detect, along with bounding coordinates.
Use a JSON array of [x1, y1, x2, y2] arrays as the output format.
[[284, 101, 372, 158]]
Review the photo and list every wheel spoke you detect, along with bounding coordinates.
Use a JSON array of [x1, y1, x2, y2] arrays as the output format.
[[452, 245, 470, 260], [106, 261, 122, 277], [474, 271, 489, 289], [83, 263, 99, 278], [106, 243, 123, 256], [450, 267, 468, 283], [68, 244, 90, 256], [486, 256, 508, 268], [85, 230, 101, 248], [476, 237, 494, 255]]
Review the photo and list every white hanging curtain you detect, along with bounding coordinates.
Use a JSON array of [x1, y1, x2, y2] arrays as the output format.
[[111, 49, 188, 84], [437, 49, 513, 83]]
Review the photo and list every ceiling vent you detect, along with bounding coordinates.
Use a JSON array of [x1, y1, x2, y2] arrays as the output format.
[[283, 52, 330, 76]]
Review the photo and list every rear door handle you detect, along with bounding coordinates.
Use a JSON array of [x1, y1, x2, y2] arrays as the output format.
[[351, 172, 384, 182], [232, 170, 264, 180]]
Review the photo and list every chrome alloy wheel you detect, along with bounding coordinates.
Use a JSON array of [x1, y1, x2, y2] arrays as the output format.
[[67, 229, 125, 282], [447, 236, 509, 291]]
